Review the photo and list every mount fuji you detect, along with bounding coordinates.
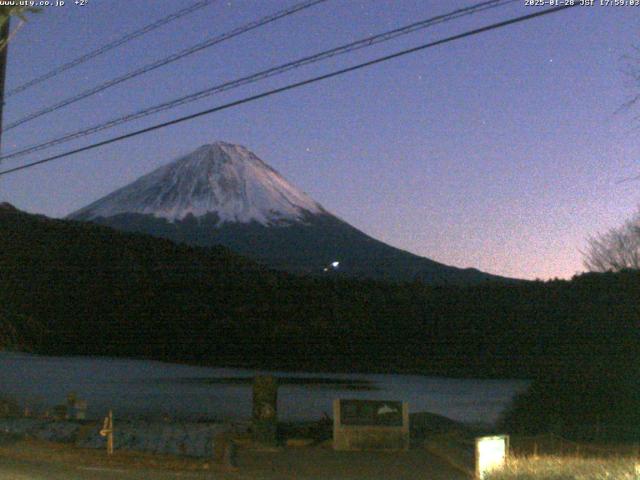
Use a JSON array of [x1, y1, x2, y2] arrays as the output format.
[[68, 142, 508, 284]]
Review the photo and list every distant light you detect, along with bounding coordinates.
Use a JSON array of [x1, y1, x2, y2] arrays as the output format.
[[476, 435, 508, 480], [323, 260, 340, 272]]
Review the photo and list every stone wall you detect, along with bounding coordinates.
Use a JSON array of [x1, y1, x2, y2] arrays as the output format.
[[0, 418, 233, 457]]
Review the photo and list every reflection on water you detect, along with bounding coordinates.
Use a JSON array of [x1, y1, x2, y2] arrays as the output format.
[[161, 376, 378, 391]]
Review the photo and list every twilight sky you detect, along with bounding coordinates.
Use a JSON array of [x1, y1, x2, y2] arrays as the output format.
[[1, 0, 639, 280]]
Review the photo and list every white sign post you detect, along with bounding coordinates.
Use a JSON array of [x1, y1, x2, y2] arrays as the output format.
[[475, 435, 509, 479]]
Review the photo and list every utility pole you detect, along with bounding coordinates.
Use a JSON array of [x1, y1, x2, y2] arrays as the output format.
[[0, 15, 10, 154]]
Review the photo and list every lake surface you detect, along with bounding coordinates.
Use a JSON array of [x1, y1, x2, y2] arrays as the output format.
[[1, 352, 528, 425]]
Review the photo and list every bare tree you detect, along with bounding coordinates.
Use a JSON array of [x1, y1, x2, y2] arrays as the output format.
[[583, 208, 640, 272], [620, 46, 640, 112]]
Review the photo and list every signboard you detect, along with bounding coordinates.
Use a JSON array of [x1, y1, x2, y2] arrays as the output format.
[[333, 399, 409, 451], [475, 435, 509, 480], [340, 400, 403, 426]]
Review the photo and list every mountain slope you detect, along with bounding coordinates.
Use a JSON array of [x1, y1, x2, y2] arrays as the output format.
[[68, 141, 510, 285], [84, 211, 500, 284]]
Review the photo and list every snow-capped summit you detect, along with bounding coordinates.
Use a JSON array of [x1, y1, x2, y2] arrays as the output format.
[[69, 142, 324, 225]]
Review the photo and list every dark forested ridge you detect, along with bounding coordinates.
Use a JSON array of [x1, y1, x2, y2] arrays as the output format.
[[1, 204, 638, 381]]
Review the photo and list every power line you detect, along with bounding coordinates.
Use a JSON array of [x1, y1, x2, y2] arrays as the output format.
[[0, 4, 577, 178], [0, 16, 10, 154], [5, 0, 217, 98], [3, 0, 511, 162], [3, 0, 328, 131], [0, 0, 515, 163]]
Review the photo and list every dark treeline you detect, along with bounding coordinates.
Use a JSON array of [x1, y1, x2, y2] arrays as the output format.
[[2, 205, 638, 383]]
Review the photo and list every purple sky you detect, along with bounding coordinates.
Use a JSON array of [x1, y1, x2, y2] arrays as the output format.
[[1, 0, 639, 280]]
